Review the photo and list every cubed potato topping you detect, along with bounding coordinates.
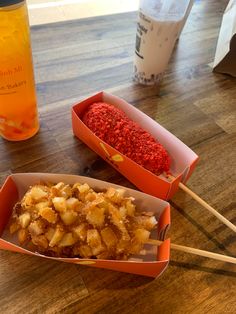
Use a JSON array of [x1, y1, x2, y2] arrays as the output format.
[[125, 199, 135, 216], [119, 206, 127, 218], [87, 229, 102, 248], [52, 197, 67, 212], [9, 181, 157, 260], [54, 182, 65, 190], [92, 244, 106, 256], [22, 193, 33, 208], [66, 197, 80, 211], [133, 228, 150, 243], [45, 227, 55, 241], [78, 183, 90, 194], [9, 220, 20, 234], [72, 223, 88, 241], [28, 220, 44, 236], [17, 228, 28, 244], [39, 207, 57, 223], [35, 201, 50, 211], [73, 244, 92, 258], [61, 185, 72, 199], [60, 210, 78, 225], [30, 186, 48, 202], [31, 234, 48, 250], [49, 226, 64, 247], [135, 216, 157, 231], [18, 212, 31, 228], [72, 183, 81, 189], [101, 227, 118, 249], [106, 188, 125, 204], [85, 192, 97, 202], [86, 206, 105, 227], [58, 233, 76, 247]]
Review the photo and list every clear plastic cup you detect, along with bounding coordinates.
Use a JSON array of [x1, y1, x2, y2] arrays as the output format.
[[133, 0, 193, 85], [0, 0, 39, 141]]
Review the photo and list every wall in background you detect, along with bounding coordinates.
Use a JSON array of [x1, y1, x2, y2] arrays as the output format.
[[27, 0, 139, 25]]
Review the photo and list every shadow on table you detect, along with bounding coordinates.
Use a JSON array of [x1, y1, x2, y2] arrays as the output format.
[[170, 200, 236, 257], [170, 260, 236, 278]]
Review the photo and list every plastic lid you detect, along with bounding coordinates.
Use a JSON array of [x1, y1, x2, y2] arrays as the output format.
[[0, 0, 24, 7]]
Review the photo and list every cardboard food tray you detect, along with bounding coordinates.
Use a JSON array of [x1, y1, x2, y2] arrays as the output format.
[[0, 173, 170, 278], [72, 91, 199, 200]]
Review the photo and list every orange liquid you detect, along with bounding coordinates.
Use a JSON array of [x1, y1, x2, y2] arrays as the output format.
[[0, 2, 39, 141]]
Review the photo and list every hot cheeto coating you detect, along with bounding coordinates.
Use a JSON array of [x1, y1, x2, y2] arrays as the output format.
[[82, 102, 171, 175]]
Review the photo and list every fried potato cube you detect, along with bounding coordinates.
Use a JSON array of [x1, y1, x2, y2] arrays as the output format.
[[128, 242, 143, 255], [72, 182, 81, 189], [106, 187, 125, 204], [73, 244, 92, 258], [124, 199, 135, 216], [78, 183, 90, 194], [133, 228, 150, 243], [18, 212, 31, 228], [35, 201, 50, 211], [30, 186, 48, 202], [119, 206, 127, 218], [116, 239, 130, 254], [39, 207, 57, 224], [61, 185, 72, 199], [60, 210, 78, 225], [92, 244, 106, 256], [22, 193, 33, 209], [85, 192, 97, 202], [92, 194, 107, 208], [58, 233, 76, 247], [17, 228, 28, 244], [52, 197, 67, 212], [9, 220, 20, 234], [66, 197, 80, 211], [101, 227, 118, 249], [32, 234, 48, 250], [72, 223, 88, 241], [45, 227, 55, 241], [51, 183, 64, 197], [86, 206, 105, 227], [28, 220, 44, 236], [87, 229, 102, 248], [49, 226, 64, 247], [96, 251, 112, 260], [108, 204, 130, 241], [135, 216, 157, 231], [105, 187, 115, 198], [54, 182, 65, 190]]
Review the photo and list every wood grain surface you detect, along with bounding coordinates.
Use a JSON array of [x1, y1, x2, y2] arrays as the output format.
[[0, 0, 236, 313]]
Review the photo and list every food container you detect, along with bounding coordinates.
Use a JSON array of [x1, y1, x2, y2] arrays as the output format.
[[72, 91, 199, 200], [0, 173, 170, 278]]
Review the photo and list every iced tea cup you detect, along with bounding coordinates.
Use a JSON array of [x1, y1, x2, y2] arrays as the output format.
[[0, 0, 39, 141]]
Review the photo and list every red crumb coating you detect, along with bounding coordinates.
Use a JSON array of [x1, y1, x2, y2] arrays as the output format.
[[82, 102, 171, 175]]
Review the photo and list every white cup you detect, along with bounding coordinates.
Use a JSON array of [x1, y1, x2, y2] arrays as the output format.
[[133, 0, 193, 85]]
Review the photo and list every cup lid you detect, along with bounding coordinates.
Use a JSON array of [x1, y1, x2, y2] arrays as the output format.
[[0, 0, 24, 7]]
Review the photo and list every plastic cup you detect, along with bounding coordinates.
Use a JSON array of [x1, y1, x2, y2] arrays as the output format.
[[133, 0, 193, 85], [0, 1, 39, 141]]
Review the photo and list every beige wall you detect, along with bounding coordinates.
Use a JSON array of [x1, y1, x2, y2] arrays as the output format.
[[27, 0, 139, 25]]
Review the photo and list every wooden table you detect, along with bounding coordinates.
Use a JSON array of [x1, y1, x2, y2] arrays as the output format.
[[0, 0, 235, 313]]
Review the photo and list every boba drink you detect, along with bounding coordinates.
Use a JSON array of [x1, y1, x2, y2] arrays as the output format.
[[133, 0, 193, 85]]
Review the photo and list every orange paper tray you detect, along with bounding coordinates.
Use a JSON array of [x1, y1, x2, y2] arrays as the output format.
[[0, 173, 170, 278], [72, 91, 199, 200]]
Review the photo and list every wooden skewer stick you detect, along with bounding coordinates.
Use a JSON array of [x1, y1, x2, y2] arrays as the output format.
[[178, 182, 236, 233], [146, 239, 236, 264], [167, 175, 236, 233]]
